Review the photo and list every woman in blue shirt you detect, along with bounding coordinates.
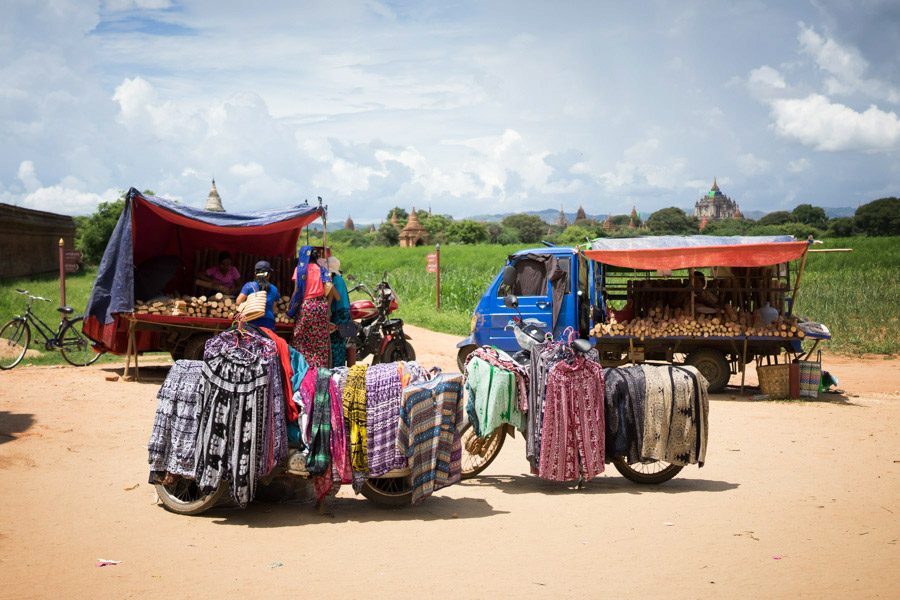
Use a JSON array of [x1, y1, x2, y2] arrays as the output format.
[[235, 260, 279, 330]]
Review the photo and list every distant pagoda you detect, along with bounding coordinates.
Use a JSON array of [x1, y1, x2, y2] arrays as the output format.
[[205, 179, 225, 212], [344, 215, 355, 231], [694, 178, 741, 221]]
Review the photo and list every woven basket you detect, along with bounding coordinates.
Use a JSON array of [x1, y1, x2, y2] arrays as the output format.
[[238, 290, 267, 321], [758, 364, 791, 398]]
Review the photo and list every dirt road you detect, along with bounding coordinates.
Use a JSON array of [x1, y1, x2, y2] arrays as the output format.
[[1, 324, 898, 599]]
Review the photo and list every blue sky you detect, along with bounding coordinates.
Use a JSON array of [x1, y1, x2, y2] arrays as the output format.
[[1, 0, 898, 221]]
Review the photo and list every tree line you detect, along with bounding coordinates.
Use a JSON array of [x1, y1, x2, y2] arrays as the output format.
[[74, 194, 899, 263]]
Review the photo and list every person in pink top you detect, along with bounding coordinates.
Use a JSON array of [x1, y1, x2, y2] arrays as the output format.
[[196, 250, 242, 295], [289, 247, 338, 368]]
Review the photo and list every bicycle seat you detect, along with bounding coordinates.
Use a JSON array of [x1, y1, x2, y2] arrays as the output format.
[[57, 306, 74, 314]]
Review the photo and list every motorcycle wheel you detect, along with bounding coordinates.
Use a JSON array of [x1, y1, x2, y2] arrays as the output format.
[[360, 477, 413, 507], [378, 339, 415, 364], [155, 479, 226, 515], [460, 422, 505, 479], [611, 457, 683, 484], [457, 344, 476, 372]]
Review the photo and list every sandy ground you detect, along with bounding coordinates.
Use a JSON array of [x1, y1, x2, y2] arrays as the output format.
[[1, 323, 898, 599]]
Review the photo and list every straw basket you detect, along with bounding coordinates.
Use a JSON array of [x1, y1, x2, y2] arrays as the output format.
[[758, 364, 791, 398], [238, 291, 267, 321]]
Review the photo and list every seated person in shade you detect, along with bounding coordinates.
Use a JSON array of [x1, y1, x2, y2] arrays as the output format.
[[196, 250, 241, 295]]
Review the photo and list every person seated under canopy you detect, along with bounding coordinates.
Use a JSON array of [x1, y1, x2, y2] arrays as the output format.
[[196, 250, 241, 295]]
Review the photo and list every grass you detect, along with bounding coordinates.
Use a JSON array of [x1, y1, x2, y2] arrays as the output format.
[[2, 236, 896, 364]]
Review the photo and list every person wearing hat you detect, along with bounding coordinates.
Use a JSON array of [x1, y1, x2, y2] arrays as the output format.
[[326, 256, 351, 367], [235, 260, 279, 330]]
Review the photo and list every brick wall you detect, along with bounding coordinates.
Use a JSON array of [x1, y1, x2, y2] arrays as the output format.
[[0, 203, 76, 278]]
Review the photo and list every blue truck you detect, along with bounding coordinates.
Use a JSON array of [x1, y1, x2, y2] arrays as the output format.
[[456, 236, 830, 393]]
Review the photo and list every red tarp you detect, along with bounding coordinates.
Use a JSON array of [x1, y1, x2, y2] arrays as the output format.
[[583, 241, 809, 270]]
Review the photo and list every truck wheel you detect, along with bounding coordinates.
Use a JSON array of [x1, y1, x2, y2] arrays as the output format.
[[457, 345, 476, 372], [183, 334, 213, 361], [685, 348, 729, 393]]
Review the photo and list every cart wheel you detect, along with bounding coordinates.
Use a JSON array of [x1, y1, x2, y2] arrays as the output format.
[[685, 348, 729, 393], [612, 457, 683, 484], [360, 477, 412, 507], [182, 334, 213, 361], [460, 421, 505, 479], [155, 480, 225, 515], [457, 344, 476, 372]]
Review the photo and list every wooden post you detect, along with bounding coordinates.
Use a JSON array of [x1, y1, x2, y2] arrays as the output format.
[[58, 238, 66, 307], [740, 336, 748, 395], [787, 245, 809, 318], [689, 267, 695, 319], [436, 243, 441, 312]]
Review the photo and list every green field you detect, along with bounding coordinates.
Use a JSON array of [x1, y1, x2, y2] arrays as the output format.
[[1, 236, 897, 365]]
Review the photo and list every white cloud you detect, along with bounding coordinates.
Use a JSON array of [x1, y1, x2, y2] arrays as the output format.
[[748, 66, 786, 93], [798, 24, 900, 104], [787, 158, 811, 173], [229, 162, 265, 178], [736, 153, 771, 175], [17, 161, 40, 192], [770, 94, 900, 152]]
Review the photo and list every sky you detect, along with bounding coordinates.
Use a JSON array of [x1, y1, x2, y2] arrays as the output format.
[[2, 0, 899, 222]]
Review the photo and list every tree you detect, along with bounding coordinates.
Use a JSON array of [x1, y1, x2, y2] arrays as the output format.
[[386, 207, 408, 221], [373, 222, 399, 246], [701, 218, 753, 236], [825, 216, 855, 238], [497, 227, 521, 245], [646, 207, 695, 235], [792, 204, 827, 228], [501, 213, 546, 243], [758, 210, 798, 226], [446, 220, 487, 244], [558, 225, 592, 245], [483, 222, 503, 244], [855, 197, 900, 236], [423, 214, 452, 237], [77, 189, 153, 264]]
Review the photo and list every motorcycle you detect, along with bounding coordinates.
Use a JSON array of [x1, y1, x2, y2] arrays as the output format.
[[346, 270, 415, 364], [460, 293, 684, 485]]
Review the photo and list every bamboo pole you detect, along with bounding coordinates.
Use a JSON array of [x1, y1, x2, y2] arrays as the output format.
[[787, 246, 810, 318]]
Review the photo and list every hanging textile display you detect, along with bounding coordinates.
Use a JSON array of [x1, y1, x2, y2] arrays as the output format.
[[465, 350, 526, 438], [148, 359, 204, 482], [365, 363, 407, 477], [397, 373, 465, 505], [538, 356, 606, 482], [641, 365, 709, 466], [343, 364, 369, 473], [602, 365, 646, 464]]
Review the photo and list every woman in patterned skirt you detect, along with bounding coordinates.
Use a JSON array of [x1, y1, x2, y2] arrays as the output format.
[[288, 247, 334, 368]]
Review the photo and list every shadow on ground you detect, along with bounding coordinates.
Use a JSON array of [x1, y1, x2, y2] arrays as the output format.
[[460, 473, 739, 497], [0, 411, 36, 444]]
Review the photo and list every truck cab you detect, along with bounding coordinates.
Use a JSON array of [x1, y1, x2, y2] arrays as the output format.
[[456, 246, 596, 366]]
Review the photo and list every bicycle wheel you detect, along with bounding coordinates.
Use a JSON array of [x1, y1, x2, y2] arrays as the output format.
[[460, 421, 506, 479], [59, 317, 101, 366], [0, 319, 30, 370]]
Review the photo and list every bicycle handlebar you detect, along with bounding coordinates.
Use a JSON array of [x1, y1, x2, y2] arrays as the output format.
[[15, 289, 51, 302]]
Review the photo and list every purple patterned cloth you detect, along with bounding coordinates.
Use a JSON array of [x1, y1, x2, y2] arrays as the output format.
[[365, 363, 407, 477]]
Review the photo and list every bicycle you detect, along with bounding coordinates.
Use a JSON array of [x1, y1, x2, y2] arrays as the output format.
[[0, 289, 103, 369]]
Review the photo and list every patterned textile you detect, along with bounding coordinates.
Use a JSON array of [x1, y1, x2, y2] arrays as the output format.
[[538, 357, 605, 482], [306, 368, 333, 476], [465, 356, 526, 438], [342, 364, 369, 473], [291, 296, 330, 368], [365, 363, 407, 477], [194, 338, 271, 508], [397, 373, 465, 505], [260, 327, 298, 422], [641, 365, 709, 466], [602, 366, 646, 464], [467, 346, 530, 410], [315, 374, 352, 500], [148, 360, 204, 482]]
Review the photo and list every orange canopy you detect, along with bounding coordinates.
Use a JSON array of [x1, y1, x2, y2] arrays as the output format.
[[584, 241, 809, 270]]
